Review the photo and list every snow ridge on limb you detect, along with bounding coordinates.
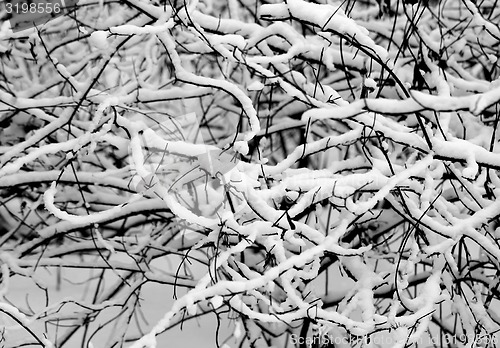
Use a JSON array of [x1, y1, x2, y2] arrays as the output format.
[[259, 0, 389, 62]]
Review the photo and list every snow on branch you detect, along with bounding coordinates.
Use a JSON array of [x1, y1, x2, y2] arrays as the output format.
[[1, 0, 500, 347]]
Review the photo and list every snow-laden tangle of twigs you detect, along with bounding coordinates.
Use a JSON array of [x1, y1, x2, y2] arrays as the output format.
[[0, 0, 500, 346]]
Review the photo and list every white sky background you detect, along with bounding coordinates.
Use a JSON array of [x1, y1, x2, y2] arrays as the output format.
[[3, 254, 234, 347]]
